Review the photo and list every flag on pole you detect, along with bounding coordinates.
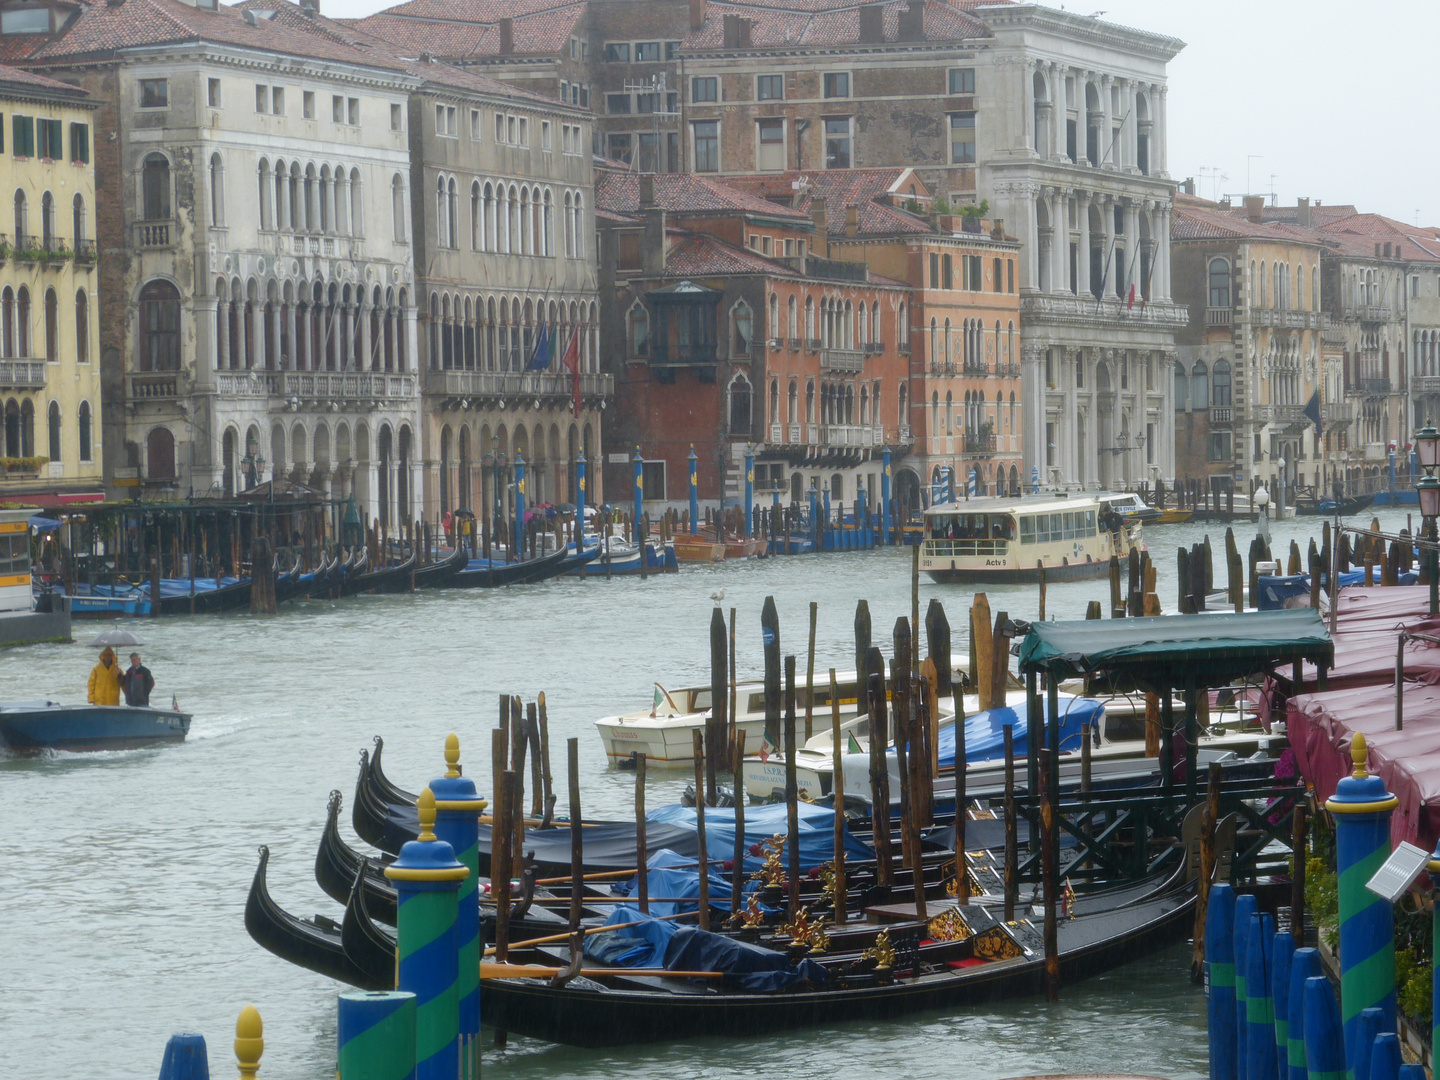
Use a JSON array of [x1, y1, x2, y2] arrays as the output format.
[[560, 328, 581, 418], [1127, 283, 1136, 310], [525, 321, 552, 371], [1303, 390, 1323, 438]]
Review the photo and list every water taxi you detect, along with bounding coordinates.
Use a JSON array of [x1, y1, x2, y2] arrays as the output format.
[[919, 494, 1143, 584]]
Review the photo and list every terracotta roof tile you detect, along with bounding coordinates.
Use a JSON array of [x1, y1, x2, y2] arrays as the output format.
[[681, 0, 989, 50], [1171, 196, 1319, 245], [724, 168, 932, 236], [0, 60, 87, 96], [353, 1, 583, 58], [595, 169, 811, 220], [663, 232, 800, 278]]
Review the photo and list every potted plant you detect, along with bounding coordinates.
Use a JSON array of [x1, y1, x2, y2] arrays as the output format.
[[958, 198, 990, 234]]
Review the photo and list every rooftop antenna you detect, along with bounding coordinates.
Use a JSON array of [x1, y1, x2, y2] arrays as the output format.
[[621, 72, 678, 174], [1246, 154, 1262, 198]]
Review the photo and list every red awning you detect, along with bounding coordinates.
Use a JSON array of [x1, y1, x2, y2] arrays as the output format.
[[20, 492, 105, 507]]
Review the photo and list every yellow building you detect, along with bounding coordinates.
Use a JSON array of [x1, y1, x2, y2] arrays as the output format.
[[0, 63, 101, 508]]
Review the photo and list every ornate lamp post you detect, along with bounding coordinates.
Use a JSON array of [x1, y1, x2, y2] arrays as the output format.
[[1414, 425, 1440, 615]]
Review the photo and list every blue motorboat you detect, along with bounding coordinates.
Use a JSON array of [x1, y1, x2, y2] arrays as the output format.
[[0, 701, 192, 752]]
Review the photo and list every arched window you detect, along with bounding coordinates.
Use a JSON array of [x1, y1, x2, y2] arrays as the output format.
[[436, 176, 448, 248], [1212, 359, 1232, 408], [768, 293, 779, 341], [142, 153, 170, 220], [78, 400, 91, 461], [139, 280, 181, 371], [768, 380, 778, 430], [804, 296, 815, 339], [1190, 360, 1209, 410], [43, 288, 56, 361], [1208, 259, 1230, 309], [731, 301, 752, 356], [349, 168, 363, 236], [74, 289, 88, 363], [146, 427, 175, 480], [72, 193, 86, 246], [47, 399, 60, 460], [1173, 360, 1187, 411], [12, 189, 25, 242], [447, 177, 459, 248], [471, 181, 481, 250], [209, 153, 224, 226], [787, 380, 798, 423], [392, 174, 406, 241], [728, 373, 752, 435], [573, 193, 584, 259], [40, 191, 54, 247], [16, 286, 29, 357]]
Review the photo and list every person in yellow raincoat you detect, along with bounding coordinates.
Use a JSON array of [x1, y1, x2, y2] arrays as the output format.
[[87, 647, 121, 706]]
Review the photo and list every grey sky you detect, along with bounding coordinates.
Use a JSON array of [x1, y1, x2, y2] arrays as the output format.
[[323, 0, 1438, 226]]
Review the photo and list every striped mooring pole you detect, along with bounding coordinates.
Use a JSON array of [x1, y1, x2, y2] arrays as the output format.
[[1304, 975, 1347, 1080], [1206, 881, 1237, 1080], [1272, 929, 1295, 1080], [385, 787, 468, 1080], [1235, 891, 1259, 1080], [1428, 837, 1440, 1057], [430, 735, 487, 1080], [1355, 1008, 1382, 1080], [1288, 948, 1323, 1080], [1324, 732, 1398, 1080], [1245, 910, 1277, 1080], [338, 991, 416, 1080]]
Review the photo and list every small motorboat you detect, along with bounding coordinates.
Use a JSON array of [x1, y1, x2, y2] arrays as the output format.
[[672, 532, 727, 563], [0, 700, 192, 752]]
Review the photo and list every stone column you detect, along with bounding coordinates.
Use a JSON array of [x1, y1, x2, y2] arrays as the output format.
[[1077, 72, 1091, 165], [1123, 80, 1137, 169], [1124, 200, 1141, 298], [1100, 75, 1114, 168], [1077, 192, 1092, 297], [285, 302, 297, 371], [269, 299, 281, 372], [1024, 190, 1040, 291], [1157, 87, 1169, 175], [214, 299, 229, 371], [1159, 206, 1173, 301], [1022, 59, 1036, 154], [1100, 195, 1116, 297], [1050, 188, 1066, 293], [1052, 64, 1067, 160]]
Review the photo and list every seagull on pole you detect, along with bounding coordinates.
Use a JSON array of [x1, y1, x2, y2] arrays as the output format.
[[710, 588, 726, 606]]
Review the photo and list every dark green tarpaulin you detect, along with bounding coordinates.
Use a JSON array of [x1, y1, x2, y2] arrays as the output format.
[[1017, 609, 1333, 691]]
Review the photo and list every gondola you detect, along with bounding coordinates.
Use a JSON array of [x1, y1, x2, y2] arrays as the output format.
[[272, 555, 307, 605], [340, 855, 402, 988], [152, 573, 253, 615], [479, 864, 1196, 1048], [443, 544, 572, 589], [244, 845, 389, 990], [291, 551, 336, 601], [1295, 492, 1376, 517], [316, 789, 396, 924], [412, 543, 470, 589], [345, 547, 418, 595]]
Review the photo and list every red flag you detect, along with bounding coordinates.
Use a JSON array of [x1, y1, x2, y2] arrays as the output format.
[[1126, 283, 1136, 311], [561, 329, 581, 418]]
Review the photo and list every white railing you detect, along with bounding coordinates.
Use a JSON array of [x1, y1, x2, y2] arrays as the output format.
[[0, 359, 45, 388], [820, 348, 864, 373]]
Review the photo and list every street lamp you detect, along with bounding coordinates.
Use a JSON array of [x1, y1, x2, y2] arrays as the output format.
[[1255, 483, 1271, 544], [1415, 425, 1440, 614], [484, 434, 508, 555]]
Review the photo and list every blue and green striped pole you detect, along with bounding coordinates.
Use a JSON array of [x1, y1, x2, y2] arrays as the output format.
[[881, 447, 892, 546], [688, 445, 698, 535], [1235, 892, 1259, 1080], [1206, 882, 1237, 1080], [430, 736, 487, 1080], [1367, 1032, 1401, 1080], [1305, 975, 1347, 1080], [632, 447, 643, 544], [385, 788, 468, 1080], [337, 990, 416, 1080], [1289, 949, 1324, 1080], [1246, 911, 1277, 1080], [1428, 838, 1440, 1056], [1273, 930, 1295, 1080], [1355, 1008, 1383, 1080], [1325, 732, 1399, 1080]]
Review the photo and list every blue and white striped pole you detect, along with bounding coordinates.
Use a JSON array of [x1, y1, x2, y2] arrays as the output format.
[[1206, 882, 1237, 1080], [1325, 732, 1399, 1080], [632, 446, 644, 545], [1031, 464, 1041, 494], [881, 447, 892, 546], [809, 482, 818, 548], [575, 454, 586, 547], [1289, 949, 1323, 1080]]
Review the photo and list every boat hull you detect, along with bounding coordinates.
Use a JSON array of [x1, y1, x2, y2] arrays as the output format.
[[923, 558, 1111, 585], [0, 703, 191, 751], [672, 536, 726, 563]]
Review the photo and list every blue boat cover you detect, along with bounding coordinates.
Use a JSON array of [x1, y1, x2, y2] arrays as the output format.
[[934, 695, 1105, 768], [1256, 571, 1415, 610], [584, 904, 828, 990], [27, 515, 61, 532], [646, 801, 872, 869], [609, 848, 740, 916]]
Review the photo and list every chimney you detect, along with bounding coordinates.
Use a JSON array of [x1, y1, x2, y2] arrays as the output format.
[[1375, 243, 1383, 258], [689, 0, 706, 31], [723, 13, 739, 47], [991, 218, 1005, 240], [858, 3, 883, 44], [499, 17, 514, 54], [243, 9, 258, 24], [638, 173, 655, 209], [811, 197, 828, 257], [1243, 196, 1264, 224], [845, 204, 859, 237], [642, 210, 667, 275], [1179, 177, 1195, 196], [897, 0, 924, 42], [1384, 241, 1393, 259], [1295, 197, 1311, 227], [737, 16, 751, 47]]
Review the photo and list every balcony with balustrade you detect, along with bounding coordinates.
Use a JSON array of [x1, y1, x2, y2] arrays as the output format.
[[135, 221, 171, 249], [0, 359, 45, 389], [128, 371, 183, 400], [820, 348, 863, 374], [213, 369, 420, 403], [1205, 307, 1232, 328], [425, 368, 612, 407], [963, 433, 997, 457]]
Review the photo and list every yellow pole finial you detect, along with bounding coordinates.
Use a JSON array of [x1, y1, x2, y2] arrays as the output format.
[[417, 787, 438, 842], [234, 1004, 263, 1080], [444, 733, 461, 779], [1351, 732, 1369, 779]]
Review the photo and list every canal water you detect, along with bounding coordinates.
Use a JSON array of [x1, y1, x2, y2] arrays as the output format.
[[0, 508, 1414, 1078]]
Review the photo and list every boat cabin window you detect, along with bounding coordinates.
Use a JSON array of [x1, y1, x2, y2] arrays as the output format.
[[1019, 509, 1096, 544], [0, 529, 27, 577], [1102, 707, 1147, 744], [690, 689, 712, 711], [927, 514, 1014, 541]]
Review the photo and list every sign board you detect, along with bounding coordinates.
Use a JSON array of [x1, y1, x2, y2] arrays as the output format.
[[112, 477, 141, 488], [607, 453, 630, 464], [1364, 841, 1432, 903]]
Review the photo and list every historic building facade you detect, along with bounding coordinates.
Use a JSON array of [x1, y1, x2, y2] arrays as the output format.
[[0, 63, 102, 506], [407, 62, 609, 525], [29, 0, 424, 525], [1170, 193, 1327, 501]]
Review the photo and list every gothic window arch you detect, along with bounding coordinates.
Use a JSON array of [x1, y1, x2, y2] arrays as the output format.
[[142, 153, 170, 220]]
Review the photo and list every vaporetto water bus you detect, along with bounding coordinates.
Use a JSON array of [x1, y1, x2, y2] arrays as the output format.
[[919, 493, 1145, 585]]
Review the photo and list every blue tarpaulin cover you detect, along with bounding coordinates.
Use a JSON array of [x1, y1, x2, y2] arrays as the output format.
[[934, 695, 1105, 768], [610, 848, 741, 916], [646, 801, 872, 870], [584, 904, 828, 991], [1257, 571, 1414, 610], [27, 515, 61, 532]]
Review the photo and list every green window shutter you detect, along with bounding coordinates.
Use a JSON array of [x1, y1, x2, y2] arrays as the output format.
[[0, 114, 5, 154], [11, 115, 20, 156], [16, 116, 33, 157], [50, 121, 62, 160], [70, 122, 88, 164]]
